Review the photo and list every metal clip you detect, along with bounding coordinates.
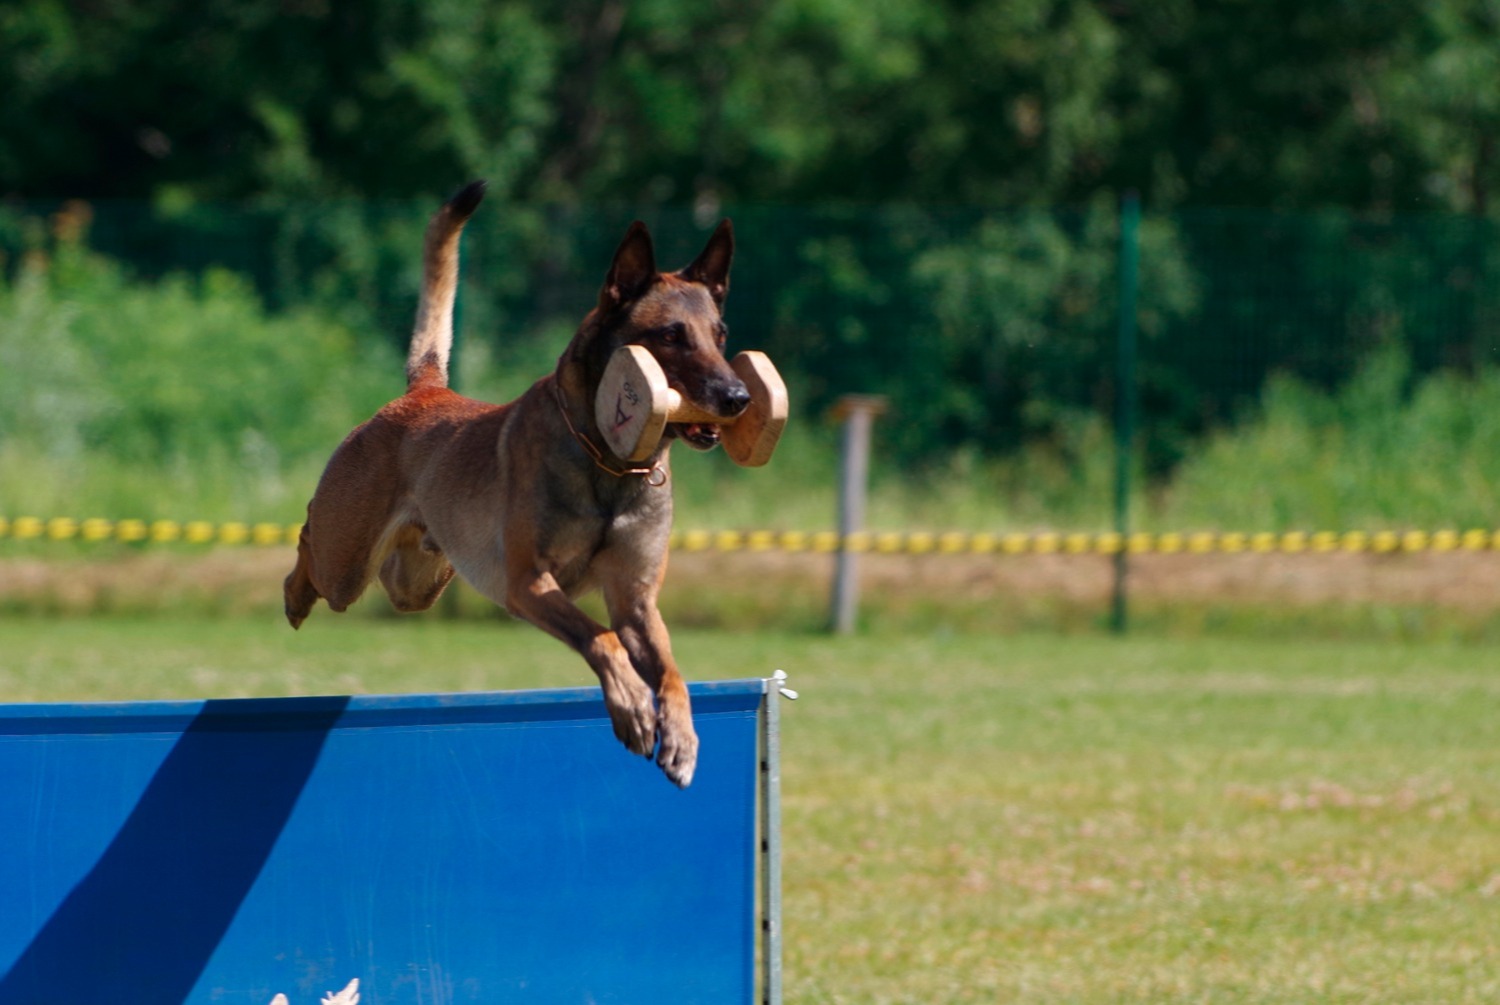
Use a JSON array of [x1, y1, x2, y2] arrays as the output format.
[[771, 669, 799, 700]]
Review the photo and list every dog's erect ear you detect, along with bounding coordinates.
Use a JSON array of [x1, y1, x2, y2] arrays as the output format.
[[602, 221, 658, 310], [678, 219, 734, 306]]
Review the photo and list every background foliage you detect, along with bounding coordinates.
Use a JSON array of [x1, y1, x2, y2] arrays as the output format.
[[10, 0, 1500, 211], [4, 0, 1500, 527]]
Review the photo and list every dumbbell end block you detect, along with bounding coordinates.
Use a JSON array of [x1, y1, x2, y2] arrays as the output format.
[[595, 345, 671, 463], [721, 351, 788, 467]]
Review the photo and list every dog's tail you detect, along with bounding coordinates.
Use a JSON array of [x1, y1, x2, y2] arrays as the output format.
[[406, 180, 487, 391]]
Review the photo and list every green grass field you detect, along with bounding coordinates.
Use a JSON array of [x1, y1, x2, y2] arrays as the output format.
[[4, 617, 1499, 1002]]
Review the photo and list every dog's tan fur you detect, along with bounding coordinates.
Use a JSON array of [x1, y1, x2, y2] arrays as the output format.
[[284, 182, 750, 787]]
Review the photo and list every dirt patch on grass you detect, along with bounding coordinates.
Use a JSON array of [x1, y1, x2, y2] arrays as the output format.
[[670, 547, 1500, 609], [0, 550, 293, 616], [3, 547, 1497, 634]]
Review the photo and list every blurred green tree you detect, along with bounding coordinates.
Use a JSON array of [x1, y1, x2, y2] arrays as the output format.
[[8, 0, 1497, 213]]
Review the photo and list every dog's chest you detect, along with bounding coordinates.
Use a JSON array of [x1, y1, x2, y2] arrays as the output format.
[[541, 475, 670, 569]]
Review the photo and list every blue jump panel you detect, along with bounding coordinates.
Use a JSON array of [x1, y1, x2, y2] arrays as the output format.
[[0, 681, 766, 1005]]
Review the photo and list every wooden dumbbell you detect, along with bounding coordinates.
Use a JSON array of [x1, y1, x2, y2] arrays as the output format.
[[595, 345, 789, 466]]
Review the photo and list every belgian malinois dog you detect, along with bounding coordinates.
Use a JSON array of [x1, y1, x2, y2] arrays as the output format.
[[284, 181, 751, 787]]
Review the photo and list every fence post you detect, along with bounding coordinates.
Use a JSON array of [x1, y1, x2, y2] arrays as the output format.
[[1111, 191, 1141, 634], [829, 395, 887, 634]]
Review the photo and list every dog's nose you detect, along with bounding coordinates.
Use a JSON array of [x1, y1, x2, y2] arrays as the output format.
[[722, 382, 752, 417]]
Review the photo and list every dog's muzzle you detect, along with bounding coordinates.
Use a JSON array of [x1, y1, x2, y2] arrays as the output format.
[[673, 380, 751, 451]]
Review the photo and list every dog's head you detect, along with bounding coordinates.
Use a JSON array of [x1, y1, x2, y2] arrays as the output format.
[[587, 219, 750, 451]]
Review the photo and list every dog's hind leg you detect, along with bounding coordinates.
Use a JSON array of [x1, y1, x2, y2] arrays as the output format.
[[378, 524, 457, 612], [284, 513, 381, 625], [285, 425, 407, 624], [283, 522, 323, 629]]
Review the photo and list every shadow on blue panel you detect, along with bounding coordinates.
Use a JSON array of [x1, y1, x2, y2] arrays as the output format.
[[0, 696, 348, 1005]]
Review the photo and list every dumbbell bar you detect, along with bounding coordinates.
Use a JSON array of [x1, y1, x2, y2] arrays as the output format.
[[595, 345, 789, 466]]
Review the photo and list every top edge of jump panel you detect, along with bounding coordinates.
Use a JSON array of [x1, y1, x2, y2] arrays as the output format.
[[0, 678, 771, 736]]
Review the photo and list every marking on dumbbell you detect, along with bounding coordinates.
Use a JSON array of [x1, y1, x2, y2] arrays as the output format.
[[610, 378, 644, 434], [611, 393, 634, 433]]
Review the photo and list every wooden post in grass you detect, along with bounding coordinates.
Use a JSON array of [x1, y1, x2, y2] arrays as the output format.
[[830, 395, 887, 634]]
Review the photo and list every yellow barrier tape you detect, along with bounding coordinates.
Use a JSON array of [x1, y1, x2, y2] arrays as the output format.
[[5, 517, 1500, 555]]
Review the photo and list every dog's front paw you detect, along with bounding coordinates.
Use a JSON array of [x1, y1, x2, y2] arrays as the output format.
[[603, 676, 659, 759], [656, 709, 699, 788]]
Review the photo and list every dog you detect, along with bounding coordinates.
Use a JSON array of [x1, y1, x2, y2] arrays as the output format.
[[283, 181, 751, 787]]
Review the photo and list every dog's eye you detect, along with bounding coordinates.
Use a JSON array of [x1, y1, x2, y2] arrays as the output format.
[[658, 323, 685, 345], [715, 323, 728, 348]]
